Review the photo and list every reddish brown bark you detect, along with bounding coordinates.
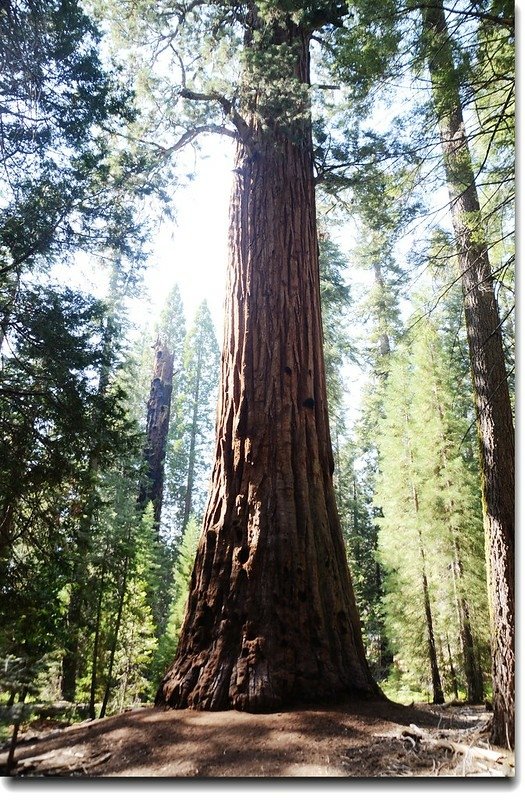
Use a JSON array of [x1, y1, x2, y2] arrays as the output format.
[[156, 15, 378, 712], [422, 0, 514, 746]]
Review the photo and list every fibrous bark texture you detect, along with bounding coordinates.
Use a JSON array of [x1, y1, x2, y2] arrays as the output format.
[[422, 0, 514, 747], [157, 17, 378, 713]]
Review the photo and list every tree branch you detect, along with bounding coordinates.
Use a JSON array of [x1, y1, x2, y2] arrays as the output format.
[[180, 88, 254, 149], [162, 123, 238, 156], [409, 3, 514, 29], [99, 122, 238, 162]]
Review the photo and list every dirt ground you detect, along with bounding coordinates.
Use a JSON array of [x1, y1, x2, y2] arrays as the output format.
[[0, 699, 514, 779]]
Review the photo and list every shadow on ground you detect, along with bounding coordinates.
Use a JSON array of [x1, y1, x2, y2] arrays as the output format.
[[1, 699, 500, 778]]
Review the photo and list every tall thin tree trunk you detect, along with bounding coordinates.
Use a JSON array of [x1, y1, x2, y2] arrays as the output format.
[[181, 342, 203, 533], [352, 475, 360, 562], [88, 562, 107, 719], [138, 337, 175, 528], [413, 485, 444, 705], [369, 261, 392, 672], [99, 544, 130, 719], [430, 373, 484, 703], [61, 504, 93, 701], [446, 635, 459, 701], [6, 687, 27, 775], [407, 414, 444, 704], [451, 538, 484, 704], [157, 13, 378, 712], [422, 0, 514, 746], [61, 266, 120, 701], [420, 560, 444, 705]]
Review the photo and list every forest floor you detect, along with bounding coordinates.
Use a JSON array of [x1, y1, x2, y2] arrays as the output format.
[[0, 699, 514, 780]]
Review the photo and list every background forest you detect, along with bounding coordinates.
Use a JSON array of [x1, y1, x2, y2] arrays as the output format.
[[0, 0, 514, 742]]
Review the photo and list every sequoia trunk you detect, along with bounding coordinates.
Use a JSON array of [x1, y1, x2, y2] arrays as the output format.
[[157, 16, 378, 712], [422, 0, 515, 747]]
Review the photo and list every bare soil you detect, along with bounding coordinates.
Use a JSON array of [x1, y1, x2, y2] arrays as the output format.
[[1, 699, 514, 779]]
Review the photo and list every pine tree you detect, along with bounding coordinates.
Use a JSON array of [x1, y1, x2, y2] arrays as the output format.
[[410, 319, 489, 702], [335, 171, 404, 680], [375, 349, 444, 704], [0, 282, 136, 701], [101, 503, 158, 715], [318, 234, 353, 435], [376, 307, 491, 704], [0, 0, 148, 346], [157, 285, 187, 367], [420, 0, 514, 742], [60, 261, 141, 702], [337, 440, 386, 678], [328, 0, 514, 741], [152, 516, 200, 684], [165, 301, 220, 536]]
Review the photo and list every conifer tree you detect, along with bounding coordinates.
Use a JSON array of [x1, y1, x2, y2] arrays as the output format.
[[150, 1, 380, 711], [335, 174, 404, 679], [157, 285, 187, 364], [0, 0, 150, 346], [337, 440, 386, 677], [420, 0, 514, 743], [0, 294, 143, 720], [166, 301, 220, 536], [376, 309, 491, 703], [329, 0, 514, 740], [375, 350, 444, 704], [97, 500, 158, 716], [152, 516, 200, 683], [410, 319, 489, 702], [318, 235, 353, 436]]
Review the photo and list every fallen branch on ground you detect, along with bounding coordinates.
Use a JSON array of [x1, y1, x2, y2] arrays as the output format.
[[400, 723, 514, 776]]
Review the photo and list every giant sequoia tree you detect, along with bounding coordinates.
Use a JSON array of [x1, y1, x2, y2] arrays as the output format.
[[155, 1, 378, 711]]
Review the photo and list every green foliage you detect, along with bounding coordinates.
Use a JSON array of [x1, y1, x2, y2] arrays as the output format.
[[157, 284, 187, 364], [102, 503, 158, 712], [0, 283, 135, 668], [375, 312, 490, 700], [76, 481, 160, 713], [0, 0, 151, 288], [324, 0, 514, 320], [330, 0, 402, 106], [164, 300, 220, 537], [151, 516, 200, 683], [319, 234, 353, 430], [337, 439, 387, 677]]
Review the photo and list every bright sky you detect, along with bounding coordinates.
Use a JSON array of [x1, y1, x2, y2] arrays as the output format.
[[137, 137, 235, 342], [132, 127, 392, 430]]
